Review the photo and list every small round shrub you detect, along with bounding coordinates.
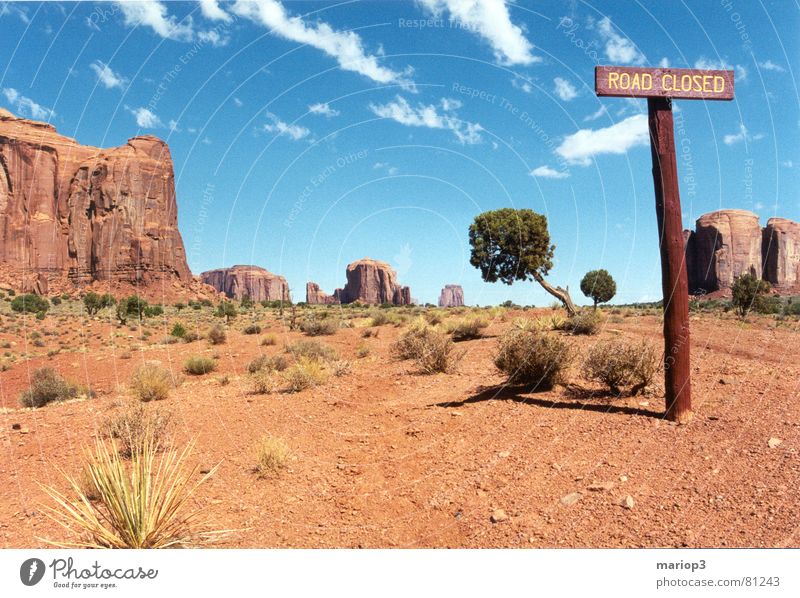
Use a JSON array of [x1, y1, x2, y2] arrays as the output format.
[[243, 324, 262, 335], [563, 310, 601, 335], [129, 362, 173, 402], [19, 367, 81, 408], [283, 358, 329, 392], [251, 369, 277, 394], [103, 402, 173, 457], [254, 436, 290, 475], [207, 325, 226, 345], [494, 329, 573, 389], [300, 318, 338, 336], [248, 354, 289, 374], [583, 339, 660, 395], [183, 356, 217, 375], [170, 322, 186, 338], [285, 340, 337, 362], [11, 294, 49, 314], [260, 333, 277, 346]]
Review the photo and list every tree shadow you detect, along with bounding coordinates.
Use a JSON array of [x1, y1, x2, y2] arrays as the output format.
[[435, 384, 663, 419]]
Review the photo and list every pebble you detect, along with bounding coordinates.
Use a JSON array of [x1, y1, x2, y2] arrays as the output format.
[[498, 451, 510, 458], [621, 495, 635, 510], [588, 481, 615, 492], [767, 437, 782, 449], [490, 509, 508, 523], [560, 492, 581, 506], [11, 423, 21, 430]]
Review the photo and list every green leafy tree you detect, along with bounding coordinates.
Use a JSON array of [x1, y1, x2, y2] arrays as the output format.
[[580, 269, 617, 309], [83, 292, 116, 315], [215, 300, 238, 323], [731, 272, 770, 319], [469, 208, 576, 316], [11, 294, 49, 315]]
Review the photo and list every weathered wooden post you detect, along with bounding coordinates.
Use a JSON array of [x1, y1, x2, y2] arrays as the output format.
[[595, 66, 735, 422]]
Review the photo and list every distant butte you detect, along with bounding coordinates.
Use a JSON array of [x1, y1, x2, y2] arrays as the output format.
[[307, 258, 411, 305]]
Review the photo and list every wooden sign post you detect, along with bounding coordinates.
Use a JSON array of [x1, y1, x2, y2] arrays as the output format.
[[595, 66, 734, 422]]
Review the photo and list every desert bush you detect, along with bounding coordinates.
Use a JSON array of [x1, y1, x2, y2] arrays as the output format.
[[11, 293, 49, 315], [494, 329, 573, 389], [243, 324, 262, 335], [103, 402, 173, 458], [143, 305, 163, 318], [361, 328, 378, 338], [260, 333, 277, 346], [129, 362, 173, 402], [416, 330, 462, 374], [283, 357, 329, 392], [248, 354, 289, 374], [183, 356, 216, 375], [582, 339, 660, 395], [183, 330, 200, 343], [19, 367, 82, 408], [41, 436, 219, 548], [170, 322, 186, 338], [51, 296, 62, 306], [285, 339, 337, 362], [251, 369, 277, 394], [732, 272, 771, 319], [215, 301, 237, 323], [562, 310, 601, 335], [207, 325, 226, 345], [368, 310, 392, 326], [447, 316, 488, 341], [356, 343, 370, 358], [300, 318, 338, 336], [254, 436, 290, 476], [331, 359, 351, 377]]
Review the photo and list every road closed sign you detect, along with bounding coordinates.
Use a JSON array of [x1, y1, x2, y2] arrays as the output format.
[[595, 66, 734, 100]]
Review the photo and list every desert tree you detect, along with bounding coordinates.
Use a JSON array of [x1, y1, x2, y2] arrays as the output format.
[[731, 272, 770, 319], [580, 269, 617, 309], [215, 300, 238, 324], [468, 208, 577, 316]]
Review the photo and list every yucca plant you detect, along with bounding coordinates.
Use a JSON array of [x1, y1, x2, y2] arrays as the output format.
[[40, 436, 221, 548]]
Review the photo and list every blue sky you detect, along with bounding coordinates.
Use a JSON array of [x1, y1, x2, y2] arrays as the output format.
[[1, 0, 798, 305]]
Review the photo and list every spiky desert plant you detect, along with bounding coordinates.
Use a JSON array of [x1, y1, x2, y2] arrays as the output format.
[[40, 437, 220, 549]]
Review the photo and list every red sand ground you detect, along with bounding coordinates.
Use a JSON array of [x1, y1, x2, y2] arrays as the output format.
[[0, 308, 797, 548]]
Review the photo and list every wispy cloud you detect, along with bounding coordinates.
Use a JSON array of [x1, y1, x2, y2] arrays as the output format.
[[531, 165, 569, 179], [90, 60, 128, 90], [263, 111, 311, 141], [556, 114, 648, 166], [553, 77, 578, 101], [758, 60, 785, 72], [309, 102, 339, 117], [418, 0, 538, 66], [369, 95, 483, 145], [723, 123, 763, 145], [126, 106, 163, 128], [511, 74, 534, 94], [596, 17, 645, 65], [694, 57, 747, 82], [232, 0, 414, 90], [1, 88, 55, 120], [115, 0, 194, 41], [583, 105, 608, 122], [199, 0, 232, 22]]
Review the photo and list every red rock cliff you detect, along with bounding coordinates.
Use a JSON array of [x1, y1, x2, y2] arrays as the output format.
[[0, 109, 191, 292], [438, 284, 464, 307], [306, 258, 411, 305], [762, 218, 800, 291], [201, 265, 290, 302]]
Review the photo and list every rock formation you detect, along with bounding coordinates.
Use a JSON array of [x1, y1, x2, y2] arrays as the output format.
[[762, 218, 800, 291], [201, 265, 290, 302], [306, 282, 338, 305], [438, 284, 464, 307], [0, 109, 191, 294], [306, 258, 411, 305], [683, 210, 799, 295]]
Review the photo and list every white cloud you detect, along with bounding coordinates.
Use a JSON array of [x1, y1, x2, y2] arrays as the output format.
[[115, 0, 194, 41], [199, 0, 232, 22], [373, 162, 399, 175], [556, 113, 648, 166], [694, 57, 747, 82], [126, 106, 163, 128], [263, 111, 310, 141], [553, 77, 578, 101], [418, 0, 538, 66], [758, 60, 785, 72], [90, 60, 128, 90], [531, 165, 569, 179], [658, 57, 670, 68], [597, 17, 644, 65], [369, 95, 483, 144], [308, 102, 339, 117], [511, 75, 533, 94], [1, 88, 55, 120], [584, 105, 608, 122], [723, 123, 764, 145], [233, 97, 243, 107], [168, 119, 180, 132], [781, 160, 793, 168], [197, 28, 229, 46], [232, 0, 414, 89]]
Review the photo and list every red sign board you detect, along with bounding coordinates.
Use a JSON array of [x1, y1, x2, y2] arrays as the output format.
[[595, 66, 734, 100]]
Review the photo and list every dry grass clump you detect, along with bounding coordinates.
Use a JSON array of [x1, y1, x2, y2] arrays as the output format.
[[129, 362, 174, 402], [283, 357, 329, 392], [260, 333, 277, 346], [562, 310, 601, 335], [331, 359, 351, 377], [254, 436, 290, 476], [355, 343, 370, 358], [300, 318, 338, 336], [248, 354, 289, 374], [285, 339, 338, 362], [19, 367, 84, 408], [251, 369, 277, 394], [242, 324, 262, 335], [183, 355, 217, 375], [529, 314, 566, 332], [392, 325, 462, 374], [446, 316, 489, 341], [207, 324, 226, 345], [103, 402, 173, 458], [494, 329, 573, 390], [41, 435, 220, 548], [368, 310, 393, 326], [582, 339, 660, 395]]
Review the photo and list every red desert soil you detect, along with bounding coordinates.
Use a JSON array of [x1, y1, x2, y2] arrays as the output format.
[[0, 309, 797, 548]]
